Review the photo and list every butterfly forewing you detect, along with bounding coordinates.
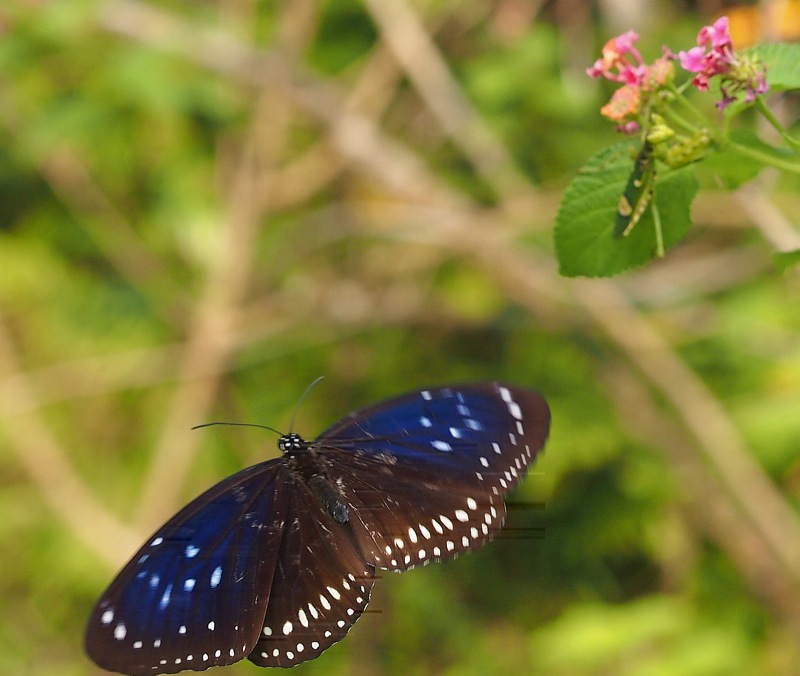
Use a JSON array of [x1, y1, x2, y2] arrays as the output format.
[[249, 480, 375, 667], [85, 462, 286, 675], [317, 383, 550, 571]]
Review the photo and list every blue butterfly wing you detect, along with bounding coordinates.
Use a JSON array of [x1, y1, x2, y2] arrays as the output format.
[[86, 459, 377, 673], [315, 382, 550, 571], [85, 461, 286, 675]]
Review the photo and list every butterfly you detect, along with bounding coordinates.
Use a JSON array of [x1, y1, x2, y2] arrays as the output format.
[[85, 382, 550, 674]]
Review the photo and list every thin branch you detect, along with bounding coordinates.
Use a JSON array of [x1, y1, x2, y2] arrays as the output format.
[[603, 364, 800, 627], [134, 133, 269, 527], [38, 146, 188, 323], [736, 183, 800, 252], [573, 278, 800, 587], [0, 314, 141, 569], [363, 0, 534, 198]]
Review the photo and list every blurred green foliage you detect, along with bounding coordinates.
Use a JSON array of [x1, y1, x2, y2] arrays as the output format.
[[1, 1, 799, 675]]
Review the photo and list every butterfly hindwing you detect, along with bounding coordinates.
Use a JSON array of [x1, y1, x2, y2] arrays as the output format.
[[249, 478, 375, 667], [330, 456, 507, 570]]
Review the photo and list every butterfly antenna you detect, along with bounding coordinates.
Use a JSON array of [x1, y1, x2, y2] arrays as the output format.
[[289, 376, 325, 433], [191, 421, 282, 435]]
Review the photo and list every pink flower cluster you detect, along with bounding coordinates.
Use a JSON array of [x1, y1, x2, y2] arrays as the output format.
[[587, 31, 674, 131], [587, 30, 647, 85], [677, 17, 734, 90], [588, 15, 769, 121], [678, 16, 768, 110]]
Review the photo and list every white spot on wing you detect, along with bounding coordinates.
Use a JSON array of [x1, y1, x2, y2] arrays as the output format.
[[159, 584, 172, 609], [113, 623, 126, 640], [432, 440, 452, 452], [210, 566, 222, 588]]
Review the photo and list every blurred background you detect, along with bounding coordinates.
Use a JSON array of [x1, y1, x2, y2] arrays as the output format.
[[2, 0, 800, 674]]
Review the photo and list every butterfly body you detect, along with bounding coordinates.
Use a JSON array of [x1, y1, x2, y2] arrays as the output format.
[[86, 382, 550, 674], [280, 432, 350, 523]]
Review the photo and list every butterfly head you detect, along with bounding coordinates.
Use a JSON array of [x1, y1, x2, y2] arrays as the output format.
[[278, 432, 306, 455]]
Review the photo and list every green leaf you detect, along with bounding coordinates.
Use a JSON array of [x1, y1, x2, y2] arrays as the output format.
[[747, 43, 800, 91], [555, 143, 699, 278], [701, 130, 791, 189], [773, 249, 800, 273]]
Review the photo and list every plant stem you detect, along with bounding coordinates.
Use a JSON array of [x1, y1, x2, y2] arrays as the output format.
[[662, 108, 699, 136], [755, 98, 800, 153], [728, 140, 800, 176], [652, 199, 664, 258], [667, 85, 710, 125]]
